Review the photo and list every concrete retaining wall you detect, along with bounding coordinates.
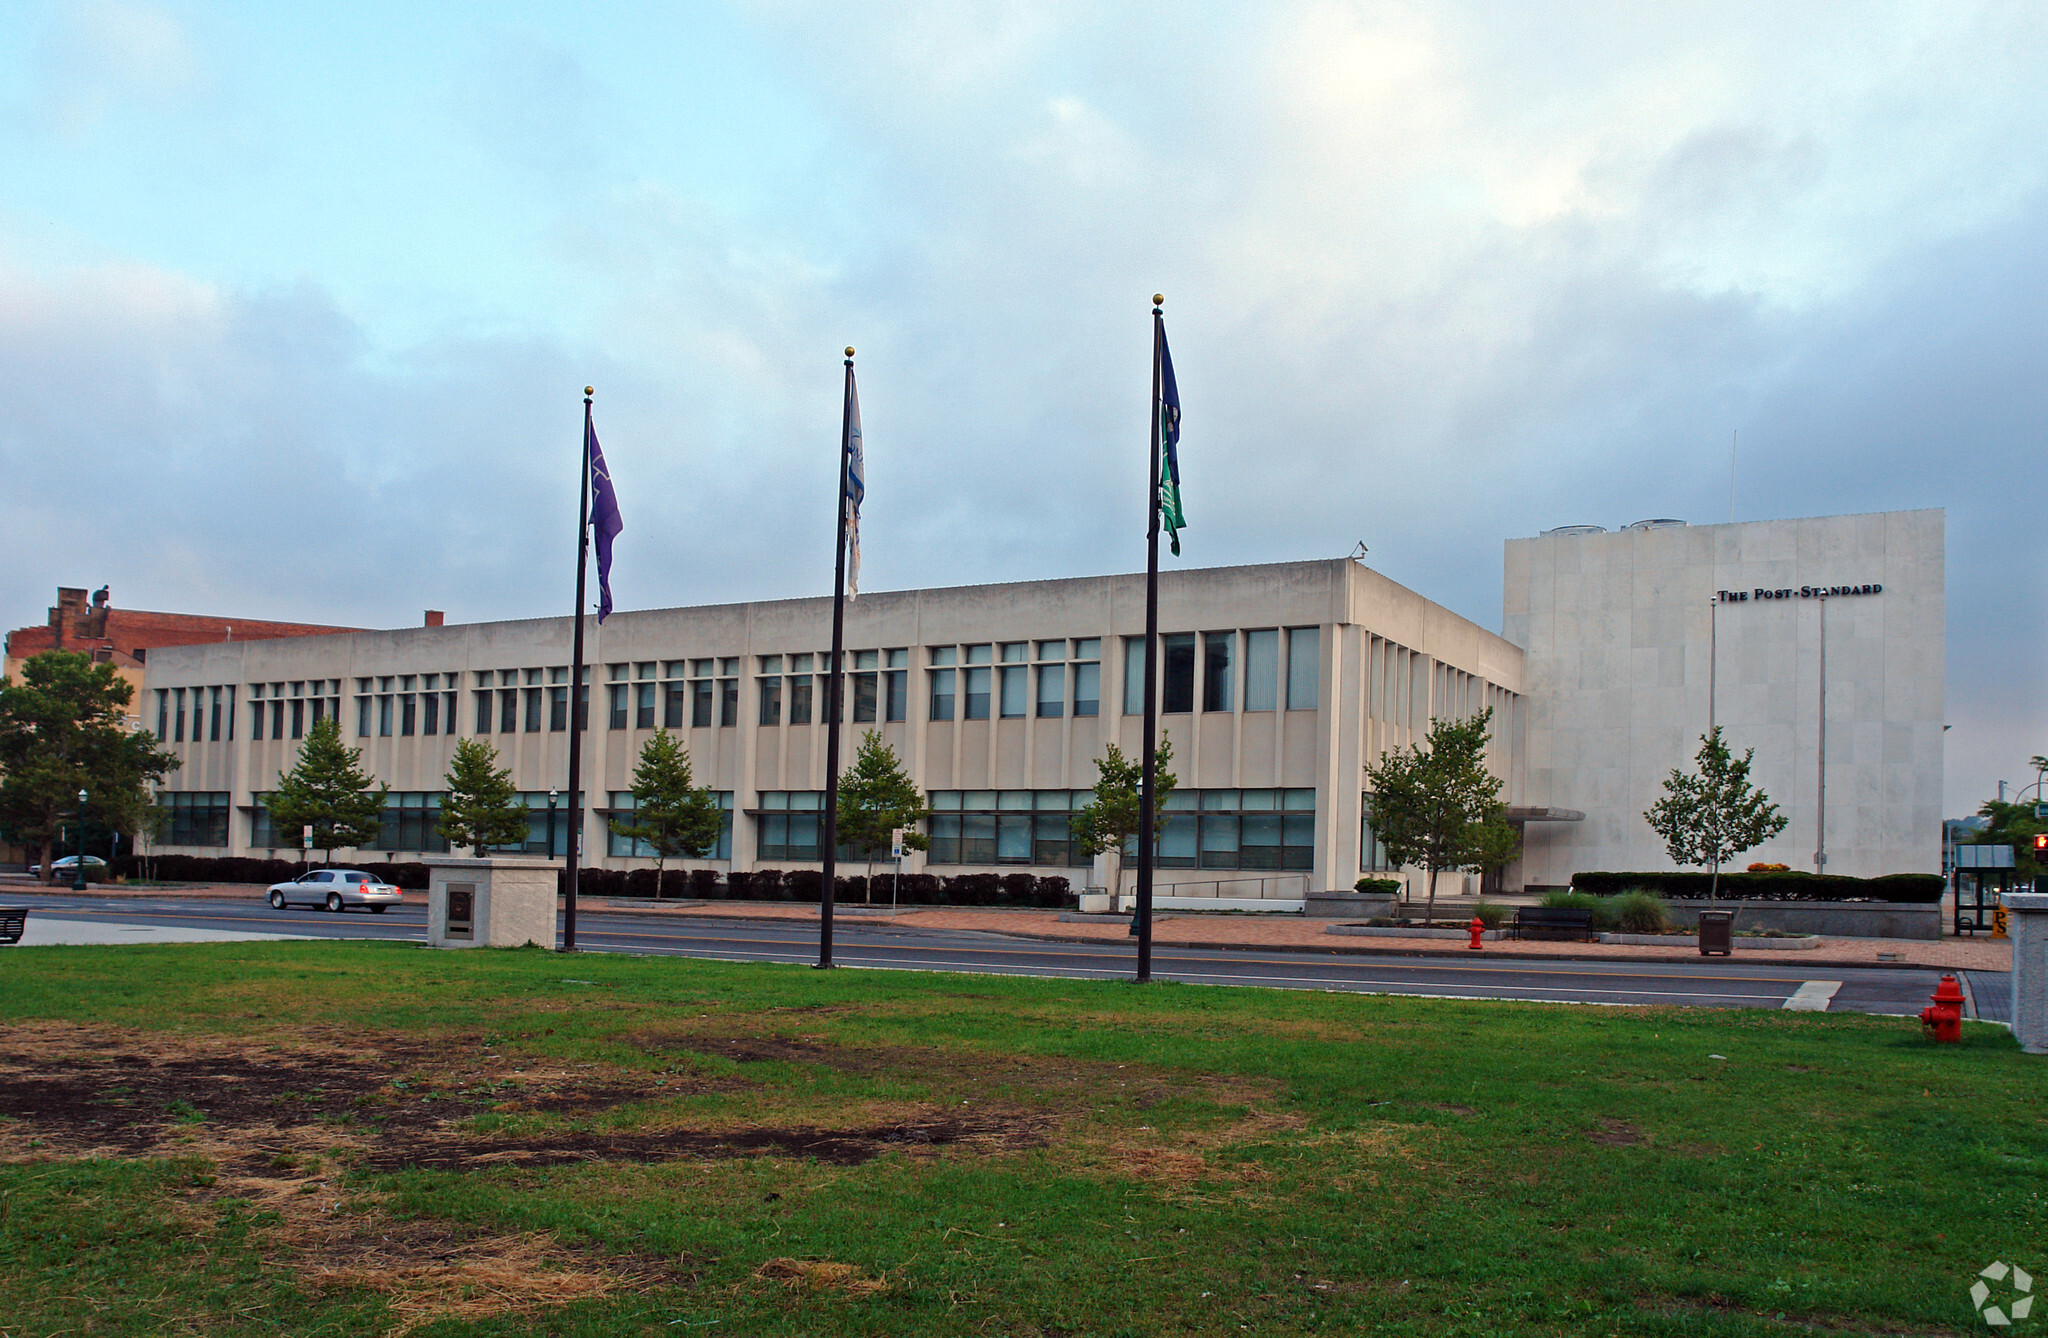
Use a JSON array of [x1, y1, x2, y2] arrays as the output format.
[[1660, 899, 1938, 940]]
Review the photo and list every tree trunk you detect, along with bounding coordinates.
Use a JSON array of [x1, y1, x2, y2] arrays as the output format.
[[1425, 866, 1439, 924], [1709, 858, 1720, 908], [39, 839, 54, 886]]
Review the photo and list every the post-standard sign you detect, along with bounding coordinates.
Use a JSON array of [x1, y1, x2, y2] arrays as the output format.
[[1717, 583, 1882, 603]]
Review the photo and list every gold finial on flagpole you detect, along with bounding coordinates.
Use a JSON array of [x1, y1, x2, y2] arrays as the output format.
[[584, 386, 594, 397], [1152, 293, 1164, 308], [845, 347, 855, 358]]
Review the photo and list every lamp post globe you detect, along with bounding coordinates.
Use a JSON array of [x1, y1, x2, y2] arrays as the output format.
[[548, 789, 560, 860], [72, 789, 89, 890]]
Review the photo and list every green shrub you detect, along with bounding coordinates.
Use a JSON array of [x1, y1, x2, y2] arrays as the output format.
[[1354, 877, 1402, 895], [1538, 889, 1616, 930], [1569, 870, 1942, 903], [1470, 901, 1508, 929], [1609, 890, 1670, 933]]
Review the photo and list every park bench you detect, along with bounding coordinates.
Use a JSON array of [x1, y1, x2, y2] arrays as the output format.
[[1509, 906, 1596, 941], [0, 907, 27, 945]]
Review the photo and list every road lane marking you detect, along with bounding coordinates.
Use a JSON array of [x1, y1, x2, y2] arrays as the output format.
[[1782, 980, 1843, 1011]]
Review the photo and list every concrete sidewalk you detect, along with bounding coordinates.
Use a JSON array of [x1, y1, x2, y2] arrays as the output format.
[[5, 917, 316, 947]]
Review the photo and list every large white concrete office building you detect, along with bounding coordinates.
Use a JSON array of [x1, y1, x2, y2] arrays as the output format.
[[136, 508, 1943, 895]]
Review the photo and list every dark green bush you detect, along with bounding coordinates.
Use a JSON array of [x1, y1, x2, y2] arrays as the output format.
[[1609, 890, 1671, 933], [1354, 877, 1402, 895], [1570, 870, 1942, 902], [1538, 890, 1616, 930]]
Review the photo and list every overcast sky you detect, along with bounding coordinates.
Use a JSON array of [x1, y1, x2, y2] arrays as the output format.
[[1, 1, 2042, 815]]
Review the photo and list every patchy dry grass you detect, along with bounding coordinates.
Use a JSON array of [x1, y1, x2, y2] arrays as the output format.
[[0, 940, 2038, 1336]]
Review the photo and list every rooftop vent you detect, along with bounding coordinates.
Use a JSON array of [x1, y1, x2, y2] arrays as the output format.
[[1540, 524, 1607, 537], [1623, 518, 1687, 531]]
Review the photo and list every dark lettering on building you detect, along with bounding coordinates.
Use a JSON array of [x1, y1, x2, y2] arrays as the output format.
[[1715, 584, 1883, 603]]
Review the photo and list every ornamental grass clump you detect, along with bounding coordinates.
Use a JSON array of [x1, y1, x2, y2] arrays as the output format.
[[1538, 889, 1616, 930], [1610, 889, 1672, 933]]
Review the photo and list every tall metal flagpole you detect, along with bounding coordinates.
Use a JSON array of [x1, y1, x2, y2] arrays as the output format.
[[817, 348, 856, 969], [562, 387, 594, 952], [1134, 296, 1164, 982]]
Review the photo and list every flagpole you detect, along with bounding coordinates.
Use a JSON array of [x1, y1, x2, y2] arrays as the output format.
[[1134, 296, 1164, 982], [562, 387, 594, 952], [817, 347, 856, 969]]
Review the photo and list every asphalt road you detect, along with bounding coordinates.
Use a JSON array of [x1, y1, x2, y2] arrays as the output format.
[[0, 893, 1985, 1020]]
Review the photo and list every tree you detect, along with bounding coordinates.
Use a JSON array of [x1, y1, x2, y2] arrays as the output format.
[[835, 731, 931, 900], [1362, 707, 1520, 923], [608, 732, 722, 877], [1643, 727, 1788, 904], [0, 651, 179, 884], [267, 716, 388, 860], [437, 738, 532, 854], [1966, 798, 2046, 882], [1070, 736, 1178, 903]]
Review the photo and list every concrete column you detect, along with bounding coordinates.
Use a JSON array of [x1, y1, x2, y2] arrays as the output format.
[[2005, 892, 2048, 1054]]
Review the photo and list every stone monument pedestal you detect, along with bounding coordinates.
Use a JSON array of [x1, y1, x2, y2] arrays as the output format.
[[425, 857, 558, 950], [2004, 891, 2048, 1054]]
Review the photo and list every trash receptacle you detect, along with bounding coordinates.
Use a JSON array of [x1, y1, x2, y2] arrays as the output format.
[[1697, 909, 1735, 957]]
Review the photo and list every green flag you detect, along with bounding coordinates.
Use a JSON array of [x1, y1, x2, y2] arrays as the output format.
[[1157, 326, 1185, 555]]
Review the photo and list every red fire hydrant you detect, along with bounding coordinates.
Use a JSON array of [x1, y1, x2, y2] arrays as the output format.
[[1918, 974, 1965, 1043], [1467, 916, 1486, 951]]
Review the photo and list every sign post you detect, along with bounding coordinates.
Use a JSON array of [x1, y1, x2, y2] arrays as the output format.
[[301, 824, 313, 874], [890, 828, 904, 911]]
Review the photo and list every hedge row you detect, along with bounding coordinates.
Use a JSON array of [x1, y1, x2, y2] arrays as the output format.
[[105, 854, 1072, 907], [1570, 870, 1944, 903], [110, 854, 435, 889], [566, 868, 1073, 908]]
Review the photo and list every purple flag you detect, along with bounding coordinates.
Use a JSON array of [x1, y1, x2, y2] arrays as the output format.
[[588, 417, 624, 622]]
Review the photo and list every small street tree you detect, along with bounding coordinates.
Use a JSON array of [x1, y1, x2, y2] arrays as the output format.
[[835, 731, 931, 900], [608, 732, 722, 878], [0, 651, 179, 883], [1362, 707, 1519, 923], [1643, 727, 1788, 903], [267, 716, 387, 861], [437, 738, 531, 855], [1070, 736, 1178, 903]]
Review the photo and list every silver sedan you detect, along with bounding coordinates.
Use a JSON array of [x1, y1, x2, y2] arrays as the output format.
[[265, 869, 403, 913]]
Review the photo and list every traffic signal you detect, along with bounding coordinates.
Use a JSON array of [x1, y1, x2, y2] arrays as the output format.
[[2035, 833, 2048, 856]]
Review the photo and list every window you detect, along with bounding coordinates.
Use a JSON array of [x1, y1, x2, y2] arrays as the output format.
[[1203, 632, 1235, 712], [225, 685, 236, 741], [398, 694, 415, 737], [790, 657, 814, 725], [487, 791, 583, 856], [1123, 636, 1147, 715], [358, 695, 372, 737], [525, 687, 543, 732], [1286, 627, 1320, 709], [636, 682, 656, 729], [500, 688, 519, 734], [926, 790, 1092, 867], [1244, 629, 1279, 711], [609, 684, 628, 730], [1135, 788, 1315, 870], [758, 676, 782, 726], [1360, 797, 1394, 870], [172, 688, 185, 743], [928, 646, 957, 721], [1073, 639, 1101, 717], [757, 791, 825, 861], [549, 686, 568, 731], [1161, 633, 1196, 713], [999, 663, 1027, 718], [609, 791, 734, 859], [364, 792, 450, 853], [664, 681, 686, 728], [692, 679, 712, 728], [476, 691, 493, 733], [423, 692, 440, 735], [1036, 663, 1064, 717], [1000, 641, 1028, 662], [292, 698, 306, 739], [155, 689, 168, 740], [852, 650, 878, 722], [885, 648, 908, 721], [210, 687, 222, 742], [161, 792, 230, 847], [720, 679, 738, 727]]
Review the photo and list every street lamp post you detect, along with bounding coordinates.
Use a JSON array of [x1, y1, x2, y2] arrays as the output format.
[[73, 789, 89, 890], [548, 789, 559, 860]]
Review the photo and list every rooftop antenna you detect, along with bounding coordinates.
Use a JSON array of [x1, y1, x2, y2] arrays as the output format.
[[1349, 540, 1370, 561], [1728, 429, 1737, 524]]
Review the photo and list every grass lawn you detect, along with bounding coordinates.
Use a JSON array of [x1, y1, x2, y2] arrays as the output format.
[[0, 941, 2038, 1336]]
